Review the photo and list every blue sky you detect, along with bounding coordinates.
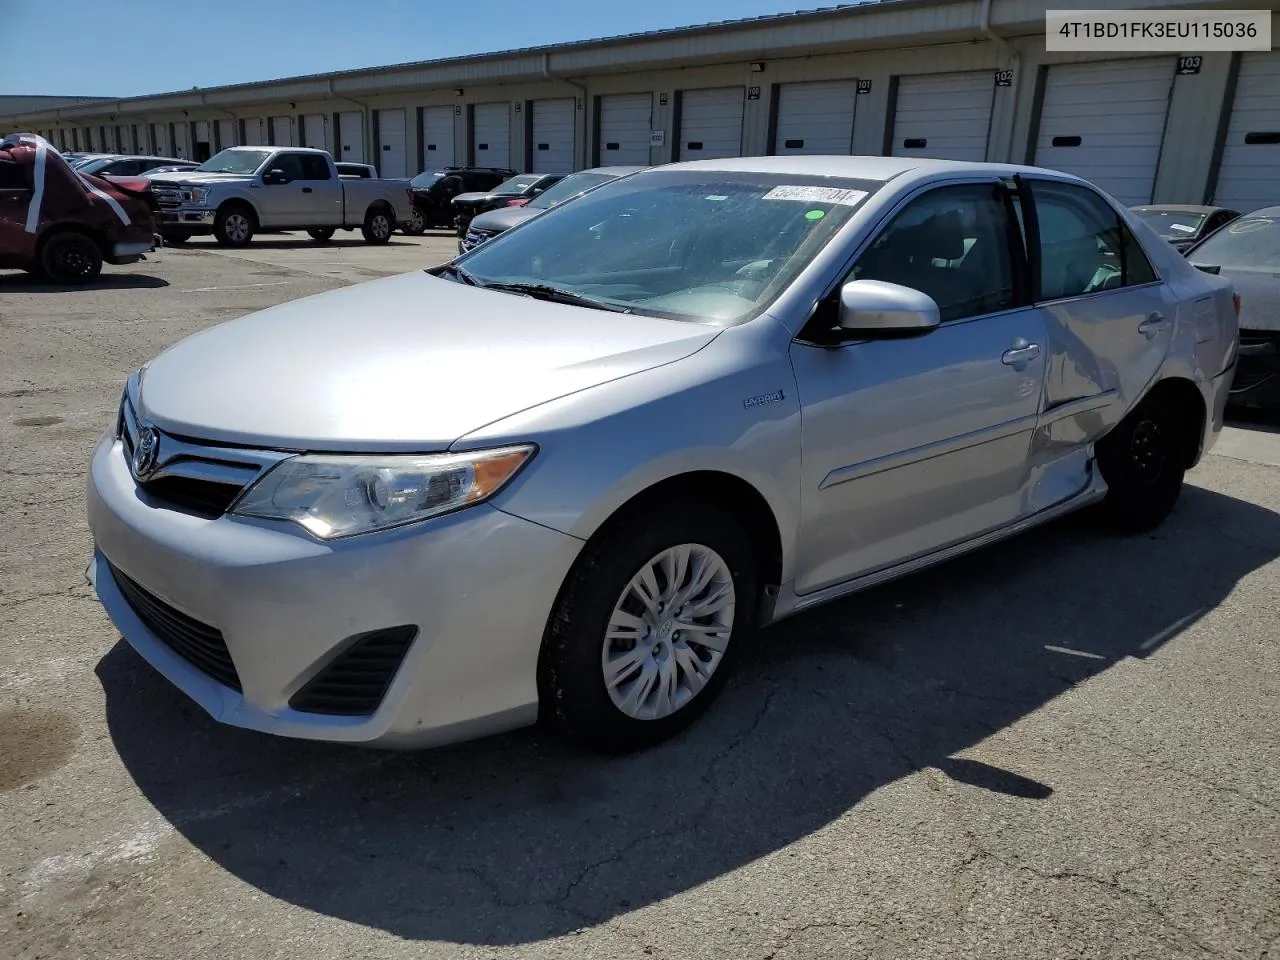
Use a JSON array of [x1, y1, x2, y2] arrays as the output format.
[[0, 0, 827, 98]]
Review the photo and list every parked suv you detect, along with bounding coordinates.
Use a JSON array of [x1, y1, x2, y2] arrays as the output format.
[[400, 166, 515, 234], [0, 133, 156, 283], [451, 172, 564, 237]]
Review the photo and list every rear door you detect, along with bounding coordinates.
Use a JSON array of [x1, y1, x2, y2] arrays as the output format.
[[1023, 177, 1173, 446], [0, 157, 34, 263]]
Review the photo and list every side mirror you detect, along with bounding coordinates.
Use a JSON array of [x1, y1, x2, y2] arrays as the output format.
[[837, 279, 940, 336], [262, 168, 289, 185]]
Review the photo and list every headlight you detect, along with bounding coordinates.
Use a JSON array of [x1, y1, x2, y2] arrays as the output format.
[[181, 187, 208, 204], [230, 444, 535, 539]]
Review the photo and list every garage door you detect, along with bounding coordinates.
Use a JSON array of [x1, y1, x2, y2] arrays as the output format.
[[890, 70, 992, 162], [338, 111, 364, 162], [1032, 58, 1174, 207], [375, 108, 407, 177], [678, 87, 744, 161], [472, 103, 510, 169], [598, 93, 652, 166], [532, 98, 575, 174], [151, 123, 171, 154], [300, 114, 327, 152], [243, 118, 267, 147], [774, 80, 857, 155], [216, 119, 235, 150], [1211, 52, 1280, 212], [421, 105, 455, 169], [193, 121, 212, 161], [270, 115, 294, 147]]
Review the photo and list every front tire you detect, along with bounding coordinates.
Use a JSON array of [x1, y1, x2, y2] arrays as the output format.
[[162, 230, 191, 245], [40, 231, 103, 283], [402, 207, 427, 235], [307, 228, 335, 243], [213, 205, 255, 247], [539, 501, 758, 754], [361, 207, 393, 244], [1093, 391, 1186, 533]]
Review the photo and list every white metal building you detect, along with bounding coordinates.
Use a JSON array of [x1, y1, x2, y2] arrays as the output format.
[[4, 0, 1276, 210]]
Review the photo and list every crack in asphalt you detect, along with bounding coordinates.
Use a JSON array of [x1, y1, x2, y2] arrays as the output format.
[[0, 584, 95, 610]]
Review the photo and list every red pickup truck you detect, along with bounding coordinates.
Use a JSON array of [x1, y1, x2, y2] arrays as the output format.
[[0, 132, 157, 283]]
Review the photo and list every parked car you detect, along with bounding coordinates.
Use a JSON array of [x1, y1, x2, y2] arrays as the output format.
[[459, 165, 646, 253], [1130, 203, 1240, 254], [78, 155, 199, 178], [451, 172, 564, 237], [63, 152, 112, 169], [336, 162, 378, 179], [0, 133, 156, 283], [140, 164, 199, 178], [401, 166, 515, 234], [85, 155, 1238, 755], [1186, 207, 1280, 410], [148, 146, 413, 246]]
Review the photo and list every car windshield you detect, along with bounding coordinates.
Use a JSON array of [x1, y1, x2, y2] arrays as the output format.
[[493, 174, 542, 195], [451, 170, 880, 325], [196, 149, 271, 174], [1134, 208, 1206, 239], [527, 171, 617, 209], [1190, 214, 1280, 270], [76, 157, 115, 174], [410, 171, 444, 188]]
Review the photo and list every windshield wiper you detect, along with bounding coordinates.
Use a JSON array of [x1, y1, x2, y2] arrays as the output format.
[[440, 264, 479, 285], [478, 281, 631, 313]]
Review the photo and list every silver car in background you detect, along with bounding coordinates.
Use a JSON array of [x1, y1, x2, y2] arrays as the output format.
[[86, 156, 1239, 754]]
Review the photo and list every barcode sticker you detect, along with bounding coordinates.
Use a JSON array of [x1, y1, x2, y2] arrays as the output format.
[[761, 185, 868, 206]]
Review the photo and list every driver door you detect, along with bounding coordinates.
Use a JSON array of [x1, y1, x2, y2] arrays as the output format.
[[789, 181, 1049, 594]]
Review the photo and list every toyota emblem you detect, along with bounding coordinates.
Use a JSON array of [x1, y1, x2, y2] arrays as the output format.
[[132, 424, 160, 479]]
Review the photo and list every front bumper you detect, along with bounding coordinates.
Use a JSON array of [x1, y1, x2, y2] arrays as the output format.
[[107, 240, 155, 265], [85, 432, 583, 748], [156, 207, 216, 231], [458, 228, 498, 254]]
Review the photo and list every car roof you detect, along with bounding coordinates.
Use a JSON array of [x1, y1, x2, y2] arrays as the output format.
[[224, 144, 330, 155], [654, 154, 1106, 186], [1238, 206, 1280, 218], [582, 165, 648, 175]]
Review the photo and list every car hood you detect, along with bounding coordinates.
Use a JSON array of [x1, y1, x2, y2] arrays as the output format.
[[136, 270, 719, 450], [148, 171, 255, 186], [469, 205, 540, 234], [1218, 267, 1280, 332]]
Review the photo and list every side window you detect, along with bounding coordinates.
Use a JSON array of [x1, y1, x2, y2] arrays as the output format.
[[271, 153, 309, 180], [0, 159, 28, 190], [300, 154, 332, 180], [848, 183, 1018, 323], [1030, 180, 1156, 300]]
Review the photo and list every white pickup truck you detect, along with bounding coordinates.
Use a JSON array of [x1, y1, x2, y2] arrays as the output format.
[[149, 146, 413, 247]]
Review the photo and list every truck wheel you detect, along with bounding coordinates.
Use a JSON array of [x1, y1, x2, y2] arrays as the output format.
[[40, 231, 103, 283], [402, 207, 427, 236], [162, 230, 192, 245], [361, 207, 393, 245], [213, 205, 255, 247], [307, 228, 335, 243]]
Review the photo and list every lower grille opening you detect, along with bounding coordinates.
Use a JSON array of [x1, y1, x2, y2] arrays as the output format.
[[138, 475, 245, 517], [289, 626, 418, 716], [108, 561, 241, 692]]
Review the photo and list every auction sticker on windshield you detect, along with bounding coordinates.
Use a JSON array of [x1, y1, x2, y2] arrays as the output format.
[[762, 185, 868, 206]]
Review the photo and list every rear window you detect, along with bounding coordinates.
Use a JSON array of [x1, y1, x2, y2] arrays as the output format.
[[1133, 208, 1206, 240]]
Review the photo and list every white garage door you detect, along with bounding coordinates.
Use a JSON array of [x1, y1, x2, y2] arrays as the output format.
[[377, 108, 407, 177], [1212, 51, 1280, 213], [193, 121, 211, 159], [338, 111, 364, 162], [216, 118, 235, 150], [532, 98, 575, 174], [152, 123, 171, 155], [774, 80, 857, 155], [133, 124, 148, 153], [598, 93, 652, 165], [270, 115, 294, 147], [299, 114, 326, 152], [679, 87, 744, 161], [891, 70, 992, 162], [421, 105, 455, 169], [472, 102, 510, 169], [1032, 58, 1174, 207], [243, 118, 267, 146]]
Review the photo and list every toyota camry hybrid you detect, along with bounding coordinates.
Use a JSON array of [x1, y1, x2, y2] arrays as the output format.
[[86, 155, 1240, 754]]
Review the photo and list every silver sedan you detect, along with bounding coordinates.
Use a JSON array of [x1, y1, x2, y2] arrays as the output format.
[[86, 155, 1240, 753]]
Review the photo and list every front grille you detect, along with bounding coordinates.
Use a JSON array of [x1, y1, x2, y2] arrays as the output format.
[[137, 475, 246, 517], [150, 181, 183, 208], [108, 561, 241, 691], [462, 228, 496, 251], [289, 626, 417, 716]]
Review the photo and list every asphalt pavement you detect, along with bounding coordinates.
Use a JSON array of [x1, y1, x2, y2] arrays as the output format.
[[1, 235, 1276, 960]]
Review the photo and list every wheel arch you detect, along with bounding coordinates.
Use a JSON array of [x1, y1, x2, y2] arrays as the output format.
[[1142, 376, 1207, 469], [35, 221, 107, 260], [216, 196, 259, 225]]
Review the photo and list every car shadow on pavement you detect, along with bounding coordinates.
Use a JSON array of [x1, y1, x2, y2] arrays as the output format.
[[173, 236, 417, 250], [0, 273, 169, 291], [96, 484, 1280, 946]]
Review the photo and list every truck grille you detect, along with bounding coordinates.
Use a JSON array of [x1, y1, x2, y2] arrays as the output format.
[[149, 181, 183, 209], [108, 561, 242, 692]]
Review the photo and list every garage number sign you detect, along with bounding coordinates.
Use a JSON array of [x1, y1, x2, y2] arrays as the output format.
[[994, 69, 1014, 87], [747, 87, 761, 100], [857, 79, 872, 94], [1177, 56, 1202, 75]]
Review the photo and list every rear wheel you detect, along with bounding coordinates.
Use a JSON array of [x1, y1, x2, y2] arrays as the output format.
[[538, 501, 758, 753], [1093, 391, 1187, 533], [213, 205, 255, 247], [402, 207, 427, 236], [361, 207, 393, 244], [307, 228, 335, 243], [162, 230, 191, 245], [40, 231, 103, 283]]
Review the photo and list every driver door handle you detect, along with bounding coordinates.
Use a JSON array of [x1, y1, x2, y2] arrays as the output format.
[[1001, 341, 1042, 366], [1138, 312, 1168, 338], [301, 186, 313, 193]]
